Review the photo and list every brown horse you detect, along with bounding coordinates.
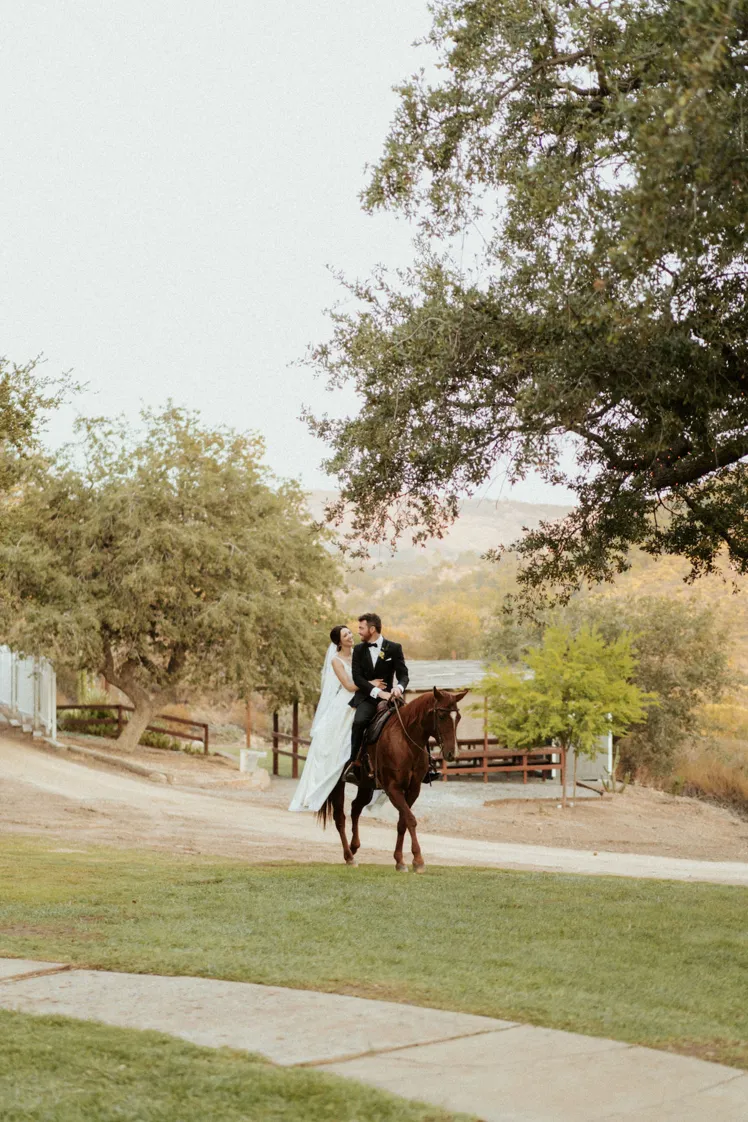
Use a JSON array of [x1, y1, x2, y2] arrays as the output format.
[[318, 687, 468, 872]]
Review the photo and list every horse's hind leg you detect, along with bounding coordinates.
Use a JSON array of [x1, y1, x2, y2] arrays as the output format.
[[394, 814, 408, 872], [350, 785, 373, 857], [331, 781, 356, 866]]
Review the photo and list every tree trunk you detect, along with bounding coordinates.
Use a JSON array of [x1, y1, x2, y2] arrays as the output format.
[[118, 697, 159, 753], [572, 749, 578, 808]]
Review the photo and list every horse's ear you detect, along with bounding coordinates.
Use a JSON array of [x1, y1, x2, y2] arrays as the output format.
[[433, 686, 438, 699], [453, 689, 469, 703]]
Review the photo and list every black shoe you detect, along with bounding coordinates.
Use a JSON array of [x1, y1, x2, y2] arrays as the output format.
[[343, 759, 361, 785]]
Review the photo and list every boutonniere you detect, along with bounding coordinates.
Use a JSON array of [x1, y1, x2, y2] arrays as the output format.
[[378, 650, 385, 661]]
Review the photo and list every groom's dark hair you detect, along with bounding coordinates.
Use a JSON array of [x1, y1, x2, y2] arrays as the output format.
[[358, 612, 382, 633]]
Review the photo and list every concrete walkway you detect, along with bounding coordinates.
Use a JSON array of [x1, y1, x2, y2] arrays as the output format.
[[3, 734, 748, 885], [1, 958, 747, 1120]]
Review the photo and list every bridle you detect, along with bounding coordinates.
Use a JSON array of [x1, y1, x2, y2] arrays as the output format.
[[394, 696, 455, 758]]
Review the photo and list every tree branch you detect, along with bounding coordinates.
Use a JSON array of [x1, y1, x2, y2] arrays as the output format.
[[682, 494, 748, 563]]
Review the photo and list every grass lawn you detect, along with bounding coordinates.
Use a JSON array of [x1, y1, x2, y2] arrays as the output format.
[[0, 1010, 471, 1122], [1, 838, 747, 1069]]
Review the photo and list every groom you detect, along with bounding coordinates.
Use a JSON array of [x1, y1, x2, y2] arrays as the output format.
[[349, 612, 409, 766]]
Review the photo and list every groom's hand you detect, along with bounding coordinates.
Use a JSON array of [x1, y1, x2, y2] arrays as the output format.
[[391, 685, 403, 699], [379, 690, 392, 701]]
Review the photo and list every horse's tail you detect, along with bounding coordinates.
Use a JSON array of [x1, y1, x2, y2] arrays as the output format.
[[316, 789, 336, 829]]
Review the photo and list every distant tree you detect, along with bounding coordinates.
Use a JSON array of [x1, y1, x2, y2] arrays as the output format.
[[480, 625, 649, 804], [309, 0, 748, 602], [0, 407, 340, 751], [566, 596, 732, 776], [420, 601, 481, 659], [481, 607, 542, 665]]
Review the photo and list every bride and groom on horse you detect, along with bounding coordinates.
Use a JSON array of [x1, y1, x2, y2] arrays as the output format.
[[289, 612, 466, 871], [288, 613, 413, 813]]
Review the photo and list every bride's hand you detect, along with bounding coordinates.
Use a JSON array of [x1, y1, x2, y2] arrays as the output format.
[[372, 678, 386, 689]]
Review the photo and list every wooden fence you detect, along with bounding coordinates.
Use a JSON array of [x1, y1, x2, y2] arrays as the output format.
[[56, 704, 210, 754], [266, 703, 563, 787], [270, 701, 310, 778], [435, 737, 564, 784]]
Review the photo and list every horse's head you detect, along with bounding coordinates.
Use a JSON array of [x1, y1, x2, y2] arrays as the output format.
[[431, 687, 469, 762]]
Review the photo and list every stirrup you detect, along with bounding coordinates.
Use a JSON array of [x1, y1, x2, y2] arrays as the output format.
[[361, 744, 376, 776], [343, 756, 367, 783], [423, 756, 440, 785]]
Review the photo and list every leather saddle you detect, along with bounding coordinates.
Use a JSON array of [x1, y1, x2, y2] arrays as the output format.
[[364, 696, 403, 746]]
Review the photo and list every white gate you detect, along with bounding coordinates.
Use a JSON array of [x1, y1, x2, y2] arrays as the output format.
[[0, 646, 57, 739]]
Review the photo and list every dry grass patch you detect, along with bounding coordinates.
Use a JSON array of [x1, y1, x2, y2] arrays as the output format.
[[670, 699, 748, 816]]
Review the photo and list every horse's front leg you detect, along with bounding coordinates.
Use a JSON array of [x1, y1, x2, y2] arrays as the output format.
[[350, 783, 373, 856], [386, 782, 418, 872], [331, 780, 356, 865], [405, 780, 425, 872]]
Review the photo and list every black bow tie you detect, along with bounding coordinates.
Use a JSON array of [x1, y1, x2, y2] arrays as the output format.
[[366, 642, 378, 648]]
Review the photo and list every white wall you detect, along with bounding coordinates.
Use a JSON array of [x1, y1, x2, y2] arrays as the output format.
[[0, 646, 57, 739]]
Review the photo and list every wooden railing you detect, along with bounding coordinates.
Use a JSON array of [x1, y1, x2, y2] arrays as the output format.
[[271, 702, 310, 779], [265, 709, 563, 786], [436, 737, 563, 784], [56, 704, 210, 754]]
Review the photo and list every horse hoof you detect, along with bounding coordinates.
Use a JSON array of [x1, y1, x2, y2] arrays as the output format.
[[395, 863, 409, 873], [412, 863, 426, 874], [345, 858, 358, 867]]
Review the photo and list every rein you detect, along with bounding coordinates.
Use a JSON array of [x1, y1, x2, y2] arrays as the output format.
[[394, 696, 443, 757]]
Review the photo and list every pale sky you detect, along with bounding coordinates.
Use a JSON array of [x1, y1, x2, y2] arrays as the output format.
[[2, 1, 575, 507]]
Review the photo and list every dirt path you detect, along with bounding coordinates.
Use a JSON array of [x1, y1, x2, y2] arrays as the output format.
[[2, 732, 748, 883]]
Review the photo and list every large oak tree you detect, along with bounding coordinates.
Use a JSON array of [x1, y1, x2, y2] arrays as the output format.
[[309, 0, 748, 603], [0, 407, 340, 750]]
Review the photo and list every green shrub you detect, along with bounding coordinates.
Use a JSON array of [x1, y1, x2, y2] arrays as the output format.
[[139, 730, 186, 752], [58, 710, 200, 754], [57, 708, 119, 738]]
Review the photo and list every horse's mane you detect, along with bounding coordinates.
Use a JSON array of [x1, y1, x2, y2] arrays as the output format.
[[401, 691, 434, 722]]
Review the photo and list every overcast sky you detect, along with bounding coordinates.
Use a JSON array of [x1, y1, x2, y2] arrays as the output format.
[[2, 1, 574, 506]]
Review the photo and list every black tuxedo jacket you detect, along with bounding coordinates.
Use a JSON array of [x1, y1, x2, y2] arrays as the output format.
[[349, 638, 409, 709]]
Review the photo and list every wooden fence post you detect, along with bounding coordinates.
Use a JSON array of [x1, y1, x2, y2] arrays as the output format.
[[560, 747, 567, 807], [245, 698, 252, 748], [291, 699, 299, 779], [272, 711, 279, 776]]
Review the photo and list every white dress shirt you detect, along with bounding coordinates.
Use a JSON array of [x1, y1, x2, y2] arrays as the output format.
[[368, 635, 384, 698], [367, 635, 403, 700], [368, 635, 384, 669]]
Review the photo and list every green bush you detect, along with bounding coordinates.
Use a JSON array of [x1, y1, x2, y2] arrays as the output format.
[[58, 710, 201, 754], [138, 730, 189, 752], [57, 708, 119, 738]]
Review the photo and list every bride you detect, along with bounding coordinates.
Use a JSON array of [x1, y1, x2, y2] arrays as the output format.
[[288, 624, 360, 813]]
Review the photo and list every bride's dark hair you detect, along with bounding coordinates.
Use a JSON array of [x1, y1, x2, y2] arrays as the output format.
[[329, 624, 347, 651]]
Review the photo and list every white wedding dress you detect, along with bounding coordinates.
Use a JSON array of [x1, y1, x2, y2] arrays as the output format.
[[288, 646, 354, 813]]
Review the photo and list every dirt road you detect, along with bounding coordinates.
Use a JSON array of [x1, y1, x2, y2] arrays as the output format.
[[3, 733, 748, 884]]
